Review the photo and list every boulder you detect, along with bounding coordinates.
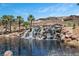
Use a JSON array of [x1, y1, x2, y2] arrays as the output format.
[[4, 50, 13, 56], [64, 39, 79, 48], [70, 34, 78, 40], [64, 38, 71, 43]]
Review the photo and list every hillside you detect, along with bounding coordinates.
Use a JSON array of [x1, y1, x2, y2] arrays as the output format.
[[36, 15, 79, 21]]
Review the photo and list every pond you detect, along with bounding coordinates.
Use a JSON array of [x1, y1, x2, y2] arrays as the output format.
[[0, 37, 79, 56], [0, 24, 79, 56]]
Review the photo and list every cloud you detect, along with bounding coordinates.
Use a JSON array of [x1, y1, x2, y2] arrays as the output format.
[[37, 3, 77, 14], [38, 7, 51, 13], [37, 4, 79, 17], [37, 5, 57, 13], [0, 3, 79, 20]]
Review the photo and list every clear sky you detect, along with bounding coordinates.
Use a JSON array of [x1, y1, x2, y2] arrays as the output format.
[[0, 3, 79, 20]]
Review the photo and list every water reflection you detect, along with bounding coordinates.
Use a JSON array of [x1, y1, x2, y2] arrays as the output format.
[[0, 38, 79, 56], [0, 24, 79, 56]]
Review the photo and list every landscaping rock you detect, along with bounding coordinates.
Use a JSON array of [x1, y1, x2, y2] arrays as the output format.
[[4, 50, 13, 56]]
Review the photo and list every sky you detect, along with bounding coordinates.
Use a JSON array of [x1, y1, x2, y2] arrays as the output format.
[[0, 3, 79, 20]]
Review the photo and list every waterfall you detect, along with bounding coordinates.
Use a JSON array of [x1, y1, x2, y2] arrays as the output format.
[[21, 24, 62, 41], [0, 24, 79, 56]]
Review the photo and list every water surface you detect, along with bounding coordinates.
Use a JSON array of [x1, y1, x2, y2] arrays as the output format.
[[0, 38, 79, 56]]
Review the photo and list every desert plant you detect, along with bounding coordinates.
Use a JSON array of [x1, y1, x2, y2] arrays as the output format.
[[73, 23, 76, 29], [16, 16, 24, 32], [23, 21, 29, 29], [27, 15, 35, 31]]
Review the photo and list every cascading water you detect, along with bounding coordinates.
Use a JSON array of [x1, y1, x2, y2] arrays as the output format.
[[0, 24, 79, 56], [20, 24, 65, 55], [21, 24, 62, 40]]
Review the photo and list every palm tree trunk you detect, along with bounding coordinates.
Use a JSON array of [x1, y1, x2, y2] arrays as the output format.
[[19, 20, 20, 32], [5, 22, 7, 33], [10, 21, 12, 33], [30, 20, 32, 32]]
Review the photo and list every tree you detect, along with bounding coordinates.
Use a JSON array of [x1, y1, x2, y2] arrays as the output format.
[[16, 16, 24, 32], [7, 15, 14, 33], [1, 15, 8, 33], [23, 21, 29, 29], [28, 15, 35, 31], [73, 23, 76, 29], [0, 17, 2, 26], [1, 15, 14, 33]]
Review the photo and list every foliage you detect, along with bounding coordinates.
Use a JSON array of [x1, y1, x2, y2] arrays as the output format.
[[27, 15, 35, 31], [28, 15, 35, 21], [23, 21, 29, 28], [73, 23, 76, 29], [0, 15, 14, 33], [16, 16, 24, 31], [0, 15, 35, 33], [64, 21, 74, 27], [16, 16, 24, 23]]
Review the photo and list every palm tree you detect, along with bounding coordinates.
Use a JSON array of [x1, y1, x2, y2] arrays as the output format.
[[1, 15, 8, 33], [28, 15, 35, 31], [7, 15, 14, 33], [1, 15, 14, 33], [16, 16, 24, 32], [23, 21, 29, 29], [0, 17, 2, 26]]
